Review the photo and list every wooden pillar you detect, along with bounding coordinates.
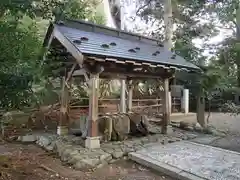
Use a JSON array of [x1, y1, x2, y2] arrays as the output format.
[[85, 73, 100, 149], [127, 79, 133, 112], [162, 78, 170, 134], [58, 76, 69, 135], [120, 79, 126, 113], [125, 79, 133, 134]]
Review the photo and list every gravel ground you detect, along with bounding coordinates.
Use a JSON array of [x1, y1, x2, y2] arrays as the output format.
[[175, 113, 240, 153], [0, 143, 174, 180]]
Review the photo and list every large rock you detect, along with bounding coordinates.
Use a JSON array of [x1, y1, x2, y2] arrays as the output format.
[[179, 121, 194, 131], [128, 113, 149, 136], [111, 115, 128, 141]]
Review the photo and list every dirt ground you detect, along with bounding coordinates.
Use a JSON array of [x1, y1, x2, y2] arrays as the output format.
[[0, 142, 173, 180], [3, 112, 240, 179]]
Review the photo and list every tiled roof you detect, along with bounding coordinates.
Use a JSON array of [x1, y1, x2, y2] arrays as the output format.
[[47, 19, 200, 71]]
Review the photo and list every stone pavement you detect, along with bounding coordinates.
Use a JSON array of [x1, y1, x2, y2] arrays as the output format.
[[129, 141, 240, 180], [17, 129, 198, 170]]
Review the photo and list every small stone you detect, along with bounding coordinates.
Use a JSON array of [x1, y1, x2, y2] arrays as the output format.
[[54, 140, 65, 156], [186, 133, 198, 139], [211, 129, 226, 137], [194, 123, 203, 132], [74, 161, 86, 169], [108, 159, 117, 164], [171, 122, 179, 127], [134, 145, 143, 151], [96, 160, 108, 168], [68, 154, 83, 164], [102, 147, 114, 154], [45, 143, 55, 151], [82, 158, 100, 167], [20, 135, 37, 143], [121, 146, 134, 154], [186, 126, 194, 131], [99, 153, 112, 162], [61, 148, 73, 162], [112, 151, 124, 159], [38, 136, 51, 147]]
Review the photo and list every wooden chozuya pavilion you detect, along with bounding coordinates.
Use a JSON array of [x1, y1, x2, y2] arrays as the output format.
[[43, 18, 200, 149]]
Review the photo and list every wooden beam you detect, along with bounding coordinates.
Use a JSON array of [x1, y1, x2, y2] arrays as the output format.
[[72, 68, 91, 85], [65, 63, 77, 83], [161, 78, 170, 134], [87, 73, 99, 137], [53, 26, 84, 65], [42, 34, 54, 62]]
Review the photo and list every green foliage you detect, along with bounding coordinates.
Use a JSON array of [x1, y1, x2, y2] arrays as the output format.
[[0, 0, 105, 111], [0, 73, 33, 110], [200, 66, 227, 99], [0, 18, 42, 110]]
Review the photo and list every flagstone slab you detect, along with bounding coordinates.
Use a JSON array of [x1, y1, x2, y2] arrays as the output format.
[[129, 141, 240, 180]]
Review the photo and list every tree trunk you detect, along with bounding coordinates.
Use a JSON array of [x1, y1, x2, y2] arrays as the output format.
[[163, 0, 173, 50], [236, 2, 240, 87], [197, 93, 205, 127], [99, 0, 122, 29], [206, 99, 211, 124]]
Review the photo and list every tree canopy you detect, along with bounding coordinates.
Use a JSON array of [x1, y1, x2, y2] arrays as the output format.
[[0, 0, 104, 110]]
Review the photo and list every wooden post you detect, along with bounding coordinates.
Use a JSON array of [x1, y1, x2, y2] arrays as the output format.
[[127, 79, 133, 112], [58, 76, 69, 135], [162, 78, 170, 134], [85, 73, 100, 149], [120, 79, 126, 113], [168, 92, 172, 114], [126, 79, 133, 133]]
